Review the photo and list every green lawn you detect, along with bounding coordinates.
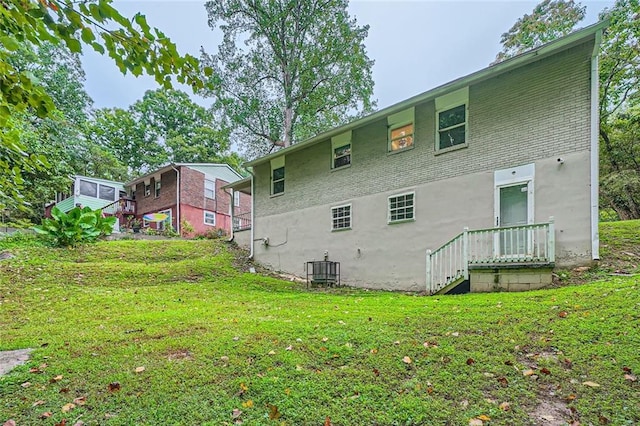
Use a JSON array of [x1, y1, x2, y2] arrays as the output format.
[[1, 226, 639, 425]]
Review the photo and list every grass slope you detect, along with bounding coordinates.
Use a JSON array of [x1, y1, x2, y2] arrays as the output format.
[[0, 227, 639, 425]]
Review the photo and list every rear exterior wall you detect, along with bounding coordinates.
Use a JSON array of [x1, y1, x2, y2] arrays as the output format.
[[251, 41, 595, 291]]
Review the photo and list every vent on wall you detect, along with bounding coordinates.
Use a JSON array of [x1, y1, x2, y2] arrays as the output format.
[[306, 261, 341, 288]]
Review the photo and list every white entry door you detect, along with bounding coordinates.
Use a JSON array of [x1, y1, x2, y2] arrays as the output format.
[[494, 164, 535, 259], [498, 183, 529, 257]]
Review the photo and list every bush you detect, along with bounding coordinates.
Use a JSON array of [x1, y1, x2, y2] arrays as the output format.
[[194, 228, 228, 240], [33, 206, 117, 247]]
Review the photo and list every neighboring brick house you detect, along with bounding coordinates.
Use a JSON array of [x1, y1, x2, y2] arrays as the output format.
[[125, 163, 250, 236], [225, 22, 606, 293]]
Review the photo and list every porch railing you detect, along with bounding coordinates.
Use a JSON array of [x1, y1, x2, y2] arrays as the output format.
[[233, 211, 252, 231], [426, 218, 555, 294], [102, 198, 136, 216]]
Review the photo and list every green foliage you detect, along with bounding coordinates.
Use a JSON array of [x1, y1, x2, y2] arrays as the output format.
[[0, 0, 210, 210], [194, 227, 228, 239], [33, 206, 116, 247], [201, 0, 376, 157], [0, 231, 639, 424], [494, 0, 586, 63], [0, 230, 49, 249], [180, 219, 196, 237]]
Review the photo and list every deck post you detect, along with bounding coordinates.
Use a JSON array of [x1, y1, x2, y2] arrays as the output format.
[[462, 227, 469, 280], [548, 216, 555, 263], [425, 249, 432, 294]]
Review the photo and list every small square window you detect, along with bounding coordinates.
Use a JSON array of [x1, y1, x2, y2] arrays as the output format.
[[155, 181, 161, 198], [204, 211, 216, 226], [331, 205, 351, 231], [333, 144, 351, 168], [205, 179, 215, 199], [389, 123, 414, 151], [388, 193, 415, 223]]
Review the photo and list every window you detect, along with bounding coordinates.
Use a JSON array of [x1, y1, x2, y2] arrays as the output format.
[[387, 107, 415, 152], [98, 185, 116, 201], [436, 87, 468, 151], [205, 179, 215, 199], [204, 211, 216, 226], [233, 191, 240, 207], [271, 157, 285, 195], [153, 209, 172, 231], [331, 131, 352, 169], [144, 184, 151, 197], [388, 193, 415, 223], [155, 181, 161, 198], [79, 180, 97, 198], [331, 205, 351, 231]]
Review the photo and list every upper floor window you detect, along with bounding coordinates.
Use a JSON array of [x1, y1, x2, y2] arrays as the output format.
[[205, 179, 215, 199], [233, 191, 240, 207], [388, 192, 415, 223], [331, 204, 352, 231], [331, 131, 352, 169], [144, 184, 151, 197], [155, 181, 161, 198], [99, 185, 116, 201], [79, 180, 97, 198], [271, 156, 285, 195], [436, 87, 468, 152], [388, 107, 415, 152]]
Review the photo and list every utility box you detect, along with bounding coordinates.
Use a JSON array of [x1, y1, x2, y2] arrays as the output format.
[[306, 261, 340, 287]]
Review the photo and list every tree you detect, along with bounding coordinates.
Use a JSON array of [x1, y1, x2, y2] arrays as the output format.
[[200, 0, 376, 158], [494, 0, 586, 63], [0, 0, 208, 210]]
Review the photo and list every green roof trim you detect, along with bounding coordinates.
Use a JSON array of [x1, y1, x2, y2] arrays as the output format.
[[245, 20, 608, 168]]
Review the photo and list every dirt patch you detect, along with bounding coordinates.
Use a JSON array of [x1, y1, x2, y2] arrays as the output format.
[[0, 348, 33, 376], [0, 251, 14, 261], [530, 398, 574, 425], [167, 350, 193, 361]]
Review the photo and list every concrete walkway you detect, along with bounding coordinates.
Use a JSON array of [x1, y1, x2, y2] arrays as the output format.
[[0, 349, 33, 376]]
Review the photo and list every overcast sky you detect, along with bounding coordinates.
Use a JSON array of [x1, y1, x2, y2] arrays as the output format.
[[81, 0, 613, 112]]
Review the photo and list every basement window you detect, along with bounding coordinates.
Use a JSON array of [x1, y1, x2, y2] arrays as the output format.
[[388, 192, 415, 223], [331, 204, 352, 231]]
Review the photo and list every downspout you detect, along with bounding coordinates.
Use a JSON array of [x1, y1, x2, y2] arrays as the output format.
[[248, 168, 255, 259], [170, 165, 181, 235], [224, 187, 234, 242], [590, 29, 602, 260]]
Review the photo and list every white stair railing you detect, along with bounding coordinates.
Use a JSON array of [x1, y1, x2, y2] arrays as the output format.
[[426, 218, 555, 294]]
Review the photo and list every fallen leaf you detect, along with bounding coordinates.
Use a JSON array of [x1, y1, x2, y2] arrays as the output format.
[[468, 419, 483, 426], [373, 368, 380, 377], [523, 369, 536, 376], [466, 358, 475, 365], [268, 404, 281, 420], [624, 374, 637, 382], [402, 356, 412, 364], [73, 422, 84, 426], [558, 311, 569, 318], [55, 420, 67, 426], [499, 401, 510, 411], [32, 400, 46, 407], [540, 367, 551, 375], [3, 421, 16, 426], [285, 345, 292, 351], [497, 376, 509, 387], [268, 350, 276, 355], [322, 337, 329, 342], [583, 381, 600, 387], [108, 382, 121, 392], [29, 367, 41, 374], [477, 415, 491, 421], [21, 382, 31, 388], [324, 416, 332, 426], [566, 394, 577, 401], [370, 348, 378, 354], [393, 340, 400, 345], [61, 402, 76, 413], [599, 415, 610, 424], [451, 332, 460, 337], [242, 399, 254, 408], [59, 387, 70, 393], [284, 388, 291, 396], [232, 408, 242, 419], [622, 366, 632, 374], [135, 366, 146, 373], [73, 396, 86, 405], [220, 356, 229, 362], [39, 412, 52, 419], [563, 358, 573, 369], [51, 375, 63, 382]]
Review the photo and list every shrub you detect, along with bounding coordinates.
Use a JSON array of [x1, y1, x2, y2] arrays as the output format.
[[194, 227, 228, 240], [33, 206, 117, 247], [0, 231, 49, 249]]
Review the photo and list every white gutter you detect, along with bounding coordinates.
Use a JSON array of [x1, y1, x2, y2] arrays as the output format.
[[249, 169, 255, 259], [170, 165, 181, 235], [590, 29, 603, 260], [224, 187, 234, 242]]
